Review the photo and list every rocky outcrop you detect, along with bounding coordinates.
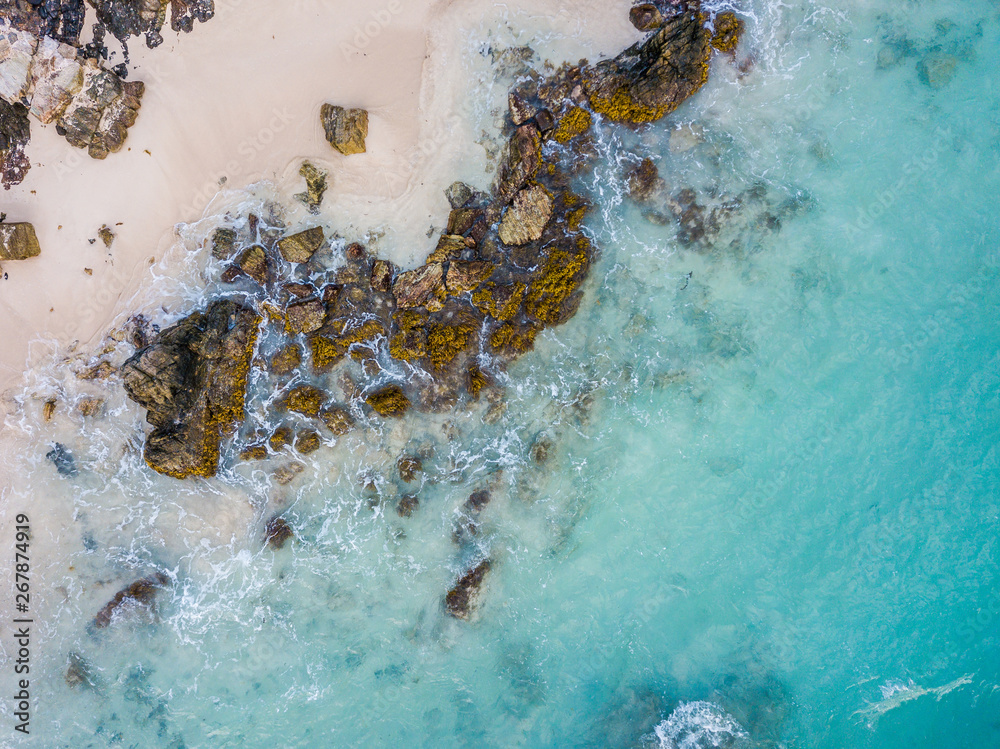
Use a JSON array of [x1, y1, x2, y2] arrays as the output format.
[[0, 221, 39, 259], [0, 24, 144, 161], [122, 300, 261, 479], [582, 7, 714, 125], [114, 2, 736, 481], [93, 572, 170, 629], [87, 0, 214, 48], [321, 104, 368, 155]]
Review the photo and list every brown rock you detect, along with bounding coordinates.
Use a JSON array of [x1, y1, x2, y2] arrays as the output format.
[[498, 185, 553, 246], [277, 226, 325, 264], [265, 515, 294, 549], [392, 263, 445, 310], [445, 181, 474, 209], [445, 559, 492, 620], [398, 455, 422, 482], [396, 494, 419, 518], [366, 385, 410, 417], [630, 3, 664, 32], [321, 104, 368, 155], [508, 91, 535, 125], [231, 245, 271, 285], [78, 398, 104, 417], [93, 573, 169, 629], [493, 123, 542, 205], [284, 298, 326, 335], [320, 406, 354, 435], [584, 9, 712, 125], [0, 222, 40, 260], [371, 259, 394, 292], [121, 300, 262, 479], [627, 158, 661, 201], [283, 385, 327, 417], [446, 261, 496, 294], [270, 344, 303, 375], [269, 426, 293, 451], [210, 227, 237, 260], [295, 429, 322, 454]]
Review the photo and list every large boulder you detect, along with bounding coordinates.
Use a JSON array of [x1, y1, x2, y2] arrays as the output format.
[[498, 184, 553, 246], [583, 8, 712, 125], [321, 104, 368, 155], [0, 221, 40, 260], [122, 300, 261, 479]]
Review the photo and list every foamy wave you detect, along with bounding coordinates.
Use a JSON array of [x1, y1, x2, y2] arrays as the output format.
[[652, 701, 749, 749]]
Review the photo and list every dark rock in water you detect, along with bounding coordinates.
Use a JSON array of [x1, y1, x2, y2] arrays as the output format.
[[270, 343, 302, 376], [396, 494, 419, 518], [445, 559, 492, 620], [0, 99, 31, 188], [0, 222, 40, 260], [265, 515, 294, 549], [366, 385, 410, 417], [321, 104, 368, 155], [227, 245, 272, 285], [711, 11, 744, 53], [121, 300, 261, 479], [283, 384, 327, 417], [46, 443, 78, 477], [508, 91, 535, 125], [65, 651, 100, 690], [93, 572, 170, 629], [397, 455, 422, 482], [210, 227, 237, 260], [445, 181, 474, 209], [583, 8, 712, 125], [465, 489, 491, 512], [626, 158, 661, 202], [917, 52, 958, 89], [294, 429, 321, 455], [320, 406, 354, 435]]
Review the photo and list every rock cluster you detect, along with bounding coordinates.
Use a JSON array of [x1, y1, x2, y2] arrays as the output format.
[[0, 22, 144, 183], [115, 4, 738, 491]]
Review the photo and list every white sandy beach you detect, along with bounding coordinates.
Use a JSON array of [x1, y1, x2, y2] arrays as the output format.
[[0, 0, 639, 418]]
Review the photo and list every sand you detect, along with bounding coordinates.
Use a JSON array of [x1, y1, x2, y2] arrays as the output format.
[[0, 0, 639, 422]]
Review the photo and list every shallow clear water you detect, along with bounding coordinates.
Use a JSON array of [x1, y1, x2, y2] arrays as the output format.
[[2, 0, 999, 747]]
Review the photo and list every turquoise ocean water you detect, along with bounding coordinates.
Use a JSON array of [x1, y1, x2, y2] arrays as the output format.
[[1, 0, 999, 746]]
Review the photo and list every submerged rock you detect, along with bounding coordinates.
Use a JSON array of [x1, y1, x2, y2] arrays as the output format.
[[93, 572, 170, 629], [321, 104, 368, 155], [46, 442, 77, 477], [917, 52, 958, 89], [65, 652, 100, 690], [445, 559, 492, 620], [121, 300, 261, 479], [265, 515, 294, 549], [396, 494, 419, 518], [0, 221, 40, 260]]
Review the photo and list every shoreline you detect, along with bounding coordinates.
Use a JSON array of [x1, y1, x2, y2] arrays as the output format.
[[0, 0, 641, 419]]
